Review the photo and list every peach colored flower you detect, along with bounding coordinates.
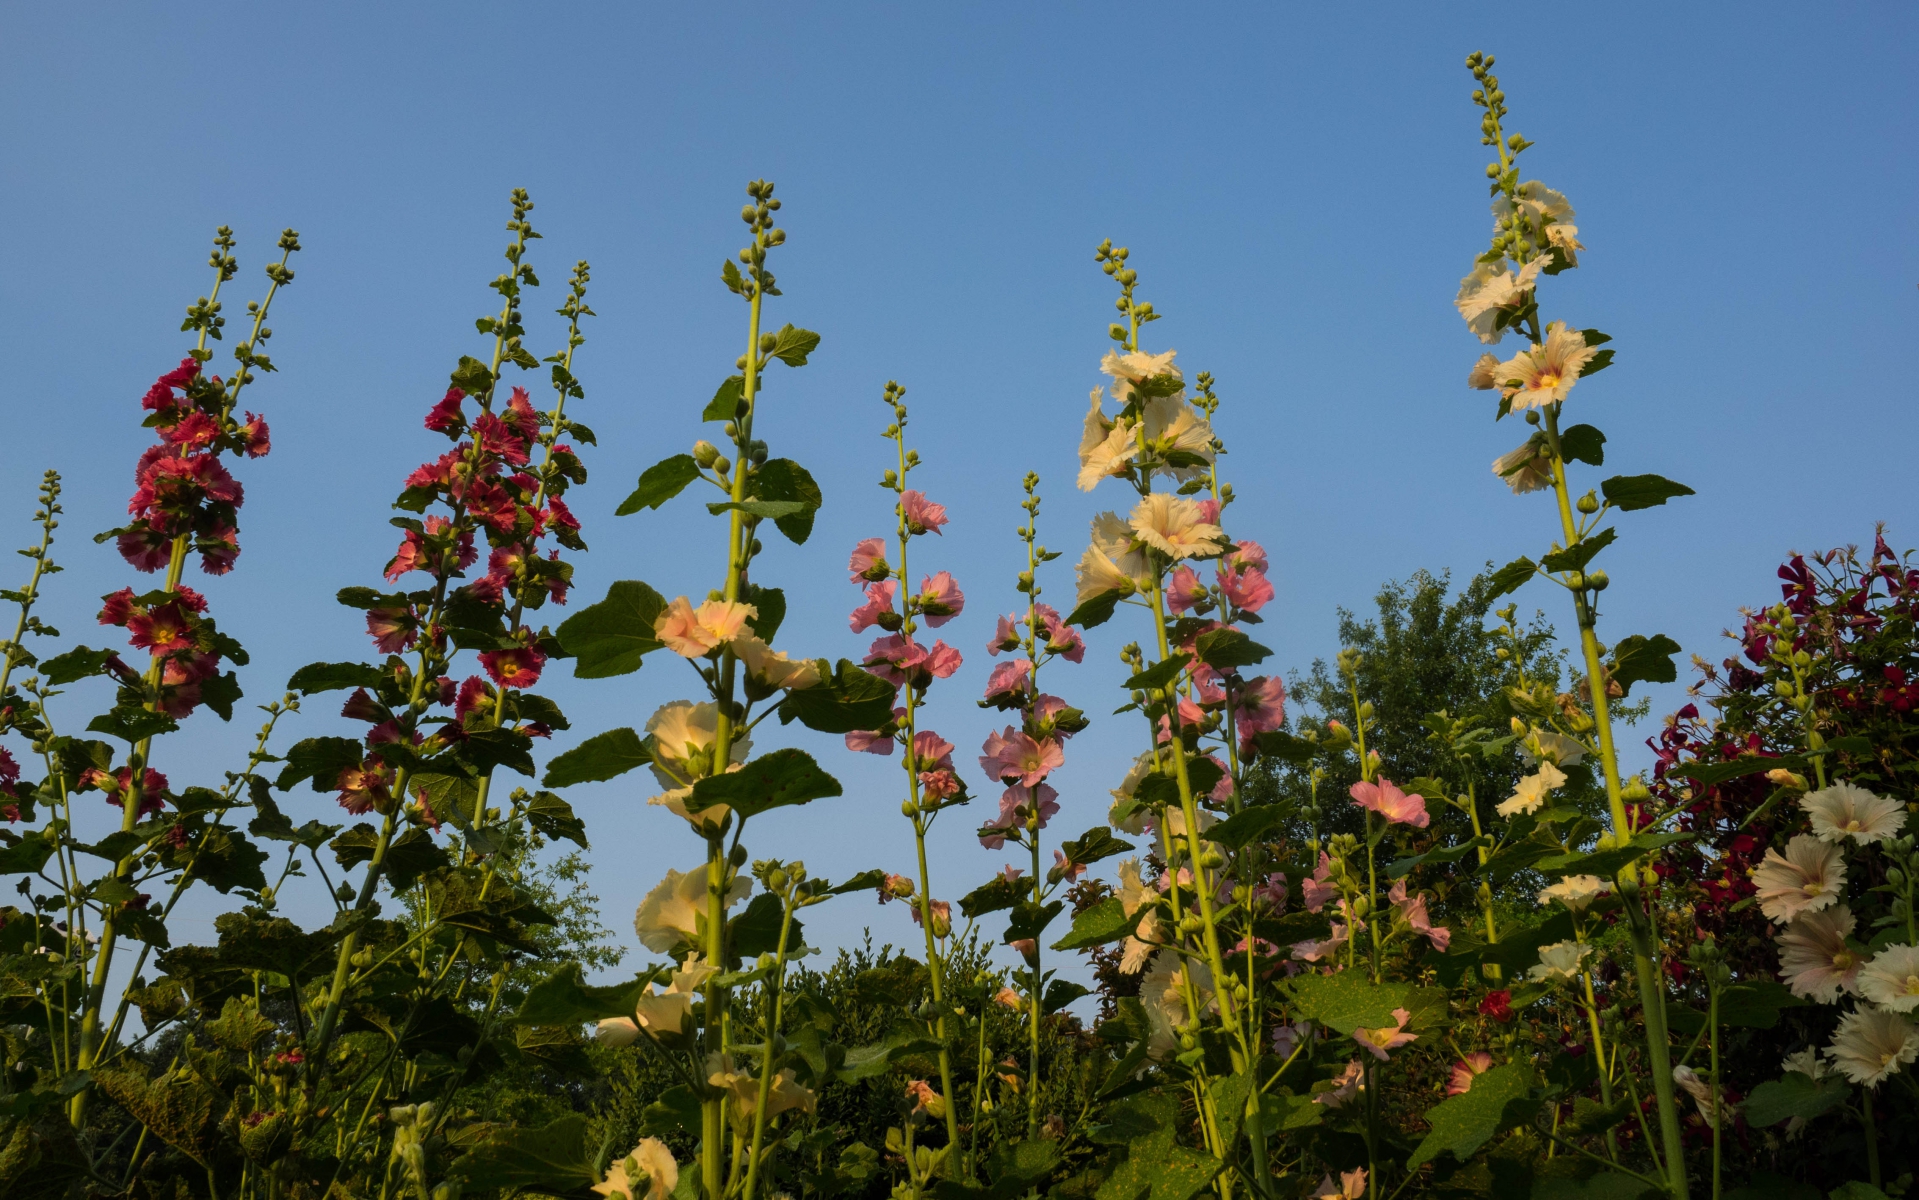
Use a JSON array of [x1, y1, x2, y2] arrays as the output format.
[[1493, 321, 1597, 412], [654, 596, 757, 658]]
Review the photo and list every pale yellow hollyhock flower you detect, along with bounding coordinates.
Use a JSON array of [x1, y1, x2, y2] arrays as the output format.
[[1801, 781, 1905, 845], [634, 865, 751, 954], [1497, 762, 1567, 817], [1780, 1047, 1828, 1080], [1826, 1006, 1919, 1086], [1138, 395, 1216, 483], [1454, 257, 1547, 344], [706, 1053, 815, 1122], [1538, 874, 1612, 912], [1491, 434, 1554, 494], [1075, 513, 1151, 604], [1495, 321, 1598, 412], [1140, 949, 1213, 1060], [645, 701, 751, 831], [1776, 905, 1864, 1002], [1107, 753, 1155, 834], [632, 956, 719, 1036], [1546, 223, 1583, 266], [1751, 834, 1847, 925], [733, 636, 820, 692], [1859, 945, 1919, 1013], [1128, 493, 1224, 561], [1077, 389, 1138, 492], [594, 1137, 678, 1200], [1519, 731, 1586, 769], [1528, 940, 1592, 985], [1115, 858, 1163, 974], [1099, 348, 1182, 402], [1467, 353, 1502, 390]]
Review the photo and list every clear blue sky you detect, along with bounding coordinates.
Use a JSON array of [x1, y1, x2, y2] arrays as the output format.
[[3, 3, 1914, 975]]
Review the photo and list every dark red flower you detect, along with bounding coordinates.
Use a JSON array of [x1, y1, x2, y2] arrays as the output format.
[[127, 602, 196, 653], [424, 387, 466, 434], [478, 645, 545, 689], [239, 412, 271, 457], [98, 587, 137, 627], [1479, 990, 1513, 1022], [455, 676, 491, 720], [365, 607, 417, 653]]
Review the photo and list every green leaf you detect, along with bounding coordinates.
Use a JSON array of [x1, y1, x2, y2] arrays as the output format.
[[1540, 527, 1617, 574], [286, 661, 381, 694], [1671, 756, 1796, 788], [1388, 836, 1491, 879], [1602, 473, 1695, 511], [1124, 653, 1191, 692], [1534, 831, 1690, 878], [1042, 980, 1089, 1015], [730, 891, 801, 958], [1560, 423, 1606, 466], [541, 727, 650, 788], [335, 585, 410, 610], [828, 868, 886, 895], [557, 580, 666, 679], [88, 707, 177, 744], [382, 828, 450, 891], [1284, 973, 1419, 1035], [247, 790, 338, 850], [185, 827, 268, 895], [768, 323, 821, 367], [0, 828, 57, 874], [1051, 897, 1145, 952], [1207, 805, 1288, 852], [777, 659, 897, 734], [1667, 981, 1806, 1034], [702, 374, 745, 422], [1486, 556, 1538, 599], [449, 356, 493, 395], [445, 1113, 599, 1192], [1004, 899, 1064, 944], [706, 499, 810, 520], [1193, 629, 1271, 672], [1066, 590, 1124, 630], [525, 790, 588, 848], [1406, 1064, 1538, 1169], [755, 458, 822, 544], [458, 727, 536, 778], [1091, 1091, 1224, 1200], [639, 1085, 706, 1140], [274, 736, 364, 793], [1828, 1184, 1892, 1200], [744, 584, 786, 642], [1058, 826, 1135, 866], [39, 646, 115, 685], [688, 747, 841, 819], [1250, 729, 1318, 765], [959, 874, 1024, 919], [616, 453, 701, 516], [1608, 633, 1681, 695], [511, 961, 663, 1026]]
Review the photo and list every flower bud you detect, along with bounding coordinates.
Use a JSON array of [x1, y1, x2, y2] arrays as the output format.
[[1576, 491, 1600, 514], [692, 440, 720, 468]]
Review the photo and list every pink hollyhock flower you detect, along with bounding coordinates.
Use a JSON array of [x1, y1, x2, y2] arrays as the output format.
[[163, 410, 222, 452], [1353, 1007, 1417, 1061], [455, 676, 491, 721], [988, 612, 1021, 655], [984, 659, 1033, 705], [920, 768, 963, 800], [1232, 675, 1287, 737], [916, 571, 964, 626], [1190, 662, 1227, 704], [479, 645, 545, 690], [1167, 565, 1209, 614], [84, 766, 171, 818], [1301, 852, 1339, 913], [913, 730, 956, 771], [1219, 562, 1274, 614], [1312, 1168, 1367, 1200], [1271, 1020, 1312, 1059], [848, 537, 890, 582], [1226, 539, 1268, 573], [1255, 872, 1289, 911], [1314, 1061, 1364, 1108], [1029, 694, 1084, 740], [172, 586, 207, 614], [98, 587, 136, 627], [1293, 922, 1358, 964], [544, 495, 580, 537], [925, 640, 962, 679], [999, 782, 1059, 827], [900, 490, 948, 536], [863, 634, 928, 685], [1053, 849, 1087, 882], [845, 728, 896, 755], [849, 580, 898, 633], [1010, 938, 1038, 961], [1034, 604, 1085, 662], [141, 359, 198, 410], [126, 602, 196, 654], [424, 387, 466, 432], [911, 898, 952, 937], [1446, 1052, 1495, 1096], [364, 606, 418, 656], [877, 873, 915, 903], [503, 387, 541, 437], [1350, 777, 1430, 828], [197, 523, 240, 575], [979, 728, 1063, 787], [1195, 498, 1221, 525], [1388, 879, 1451, 950]]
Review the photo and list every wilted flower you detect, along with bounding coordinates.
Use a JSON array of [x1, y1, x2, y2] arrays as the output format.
[[1479, 990, 1514, 1022], [1491, 434, 1554, 494], [1447, 1052, 1495, 1096], [1671, 1065, 1726, 1126], [905, 1079, 948, 1119], [1801, 782, 1905, 845], [1313, 1060, 1365, 1108], [1777, 905, 1864, 1001], [1538, 874, 1613, 913], [1349, 777, 1429, 828], [1752, 834, 1847, 924], [1497, 762, 1566, 817], [912, 898, 952, 938], [1271, 1020, 1312, 1060], [1528, 941, 1593, 985], [1859, 944, 1919, 1013], [1826, 1006, 1919, 1086], [593, 1138, 678, 1200]]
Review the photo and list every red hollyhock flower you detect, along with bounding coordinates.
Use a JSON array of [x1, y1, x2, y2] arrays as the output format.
[[239, 412, 271, 457], [126, 602, 196, 653], [97, 587, 137, 626], [503, 387, 541, 439], [454, 676, 490, 720], [86, 766, 170, 818], [117, 528, 174, 573], [1479, 990, 1513, 1022], [365, 607, 417, 653], [464, 478, 517, 534], [163, 410, 222, 451], [198, 523, 240, 574], [478, 646, 545, 689], [424, 387, 466, 434], [472, 412, 530, 467], [1880, 665, 1917, 712], [336, 760, 393, 815], [340, 688, 385, 723]]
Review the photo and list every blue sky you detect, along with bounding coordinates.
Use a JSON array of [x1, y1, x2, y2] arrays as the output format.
[[3, 3, 1914, 977]]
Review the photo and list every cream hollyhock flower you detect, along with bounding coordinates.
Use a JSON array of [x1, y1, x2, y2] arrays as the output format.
[[1528, 940, 1593, 985], [1454, 257, 1547, 344], [654, 597, 758, 658], [1751, 834, 1847, 924], [1108, 753, 1154, 834], [1671, 1065, 1726, 1127], [1468, 353, 1502, 390], [1140, 948, 1213, 1060], [645, 701, 751, 830], [1781, 1047, 1828, 1080], [632, 956, 719, 1036], [1077, 389, 1138, 492], [635, 865, 752, 954], [594, 1137, 678, 1200], [1545, 223, 1583, 267], [1801, 781, 1905, 845], [1519, 731, 1586, 769], [1860, 945, 1919, 1013], [1826, 1006, 1919, 1086], [1115, 858, 1163, 974], [1497, 762, 1567, 817], [1100, 348, 1182, 402], [1128, 493, 1224, 561], [733, 636, 821, 692], [1776, 905, 1865, 1002], [1494, 321, 1597, 412], [1138, 395, 1216, 482], [1538, 875, 1612, 912], [1491, 434, 1554, 494], [1075, 512, 1151, 604]]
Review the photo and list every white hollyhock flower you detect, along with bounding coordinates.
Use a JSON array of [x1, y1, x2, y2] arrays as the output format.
[[1494, 321, 1597, 411], [645, 701, 751, 830], [594, 1137, 678, 1200], [1077, 388, 1138, 491], [1491, 434, 1554, 494], [1538, 874, 1612, 912], [1528, 940, 1593, 985], [1859, 944, 1919, 1013], [1827, 1006, 1919, 1086], [1100, 348, 1182, 403], [1115, 858, 1162, 974], [635, 864, 751, 954], [1497, 762, 1567, 817], [1776, 905, 1864, 1002], [1751, 834, 1847, 924], [1801, 781, 1905, 845], [1454, 257, 1547, 344], [1075, 512, 1151, 605]]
